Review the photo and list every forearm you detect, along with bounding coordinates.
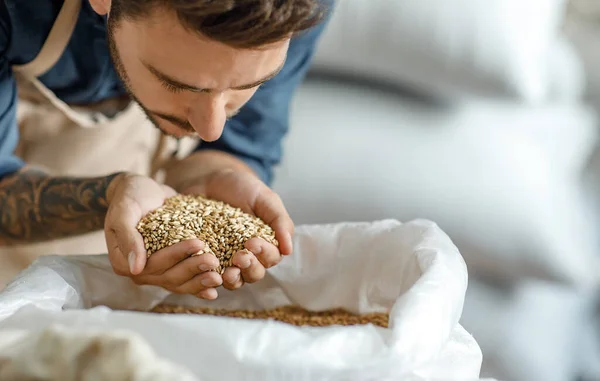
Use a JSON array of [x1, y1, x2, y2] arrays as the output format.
[[0, 167, 123, 245], [164, 149, 257, 193]]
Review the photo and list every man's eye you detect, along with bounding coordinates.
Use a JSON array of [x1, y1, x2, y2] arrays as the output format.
[[160, 81, 183, 94]]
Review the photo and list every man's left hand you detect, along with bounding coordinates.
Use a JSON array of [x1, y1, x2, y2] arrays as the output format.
[[182, 169, 294, 292]]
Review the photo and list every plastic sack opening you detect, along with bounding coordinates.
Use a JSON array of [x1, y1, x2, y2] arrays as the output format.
[[0, 219, 483, 381]]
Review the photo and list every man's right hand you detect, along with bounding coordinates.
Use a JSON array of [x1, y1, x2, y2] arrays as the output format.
[[104, 173, 223, 300]]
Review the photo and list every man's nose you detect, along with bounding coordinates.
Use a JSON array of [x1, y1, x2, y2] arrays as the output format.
[[188, 93, 227, 142]]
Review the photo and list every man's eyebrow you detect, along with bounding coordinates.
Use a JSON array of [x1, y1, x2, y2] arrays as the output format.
[[230, 62, 284, 90], [143, 59, 285, 93]]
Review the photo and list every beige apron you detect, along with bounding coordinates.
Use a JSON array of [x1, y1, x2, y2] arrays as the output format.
[[0, 0, 197, 288]]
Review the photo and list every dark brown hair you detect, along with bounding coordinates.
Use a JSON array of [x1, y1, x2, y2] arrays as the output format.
[[110, 0, 328, 49]]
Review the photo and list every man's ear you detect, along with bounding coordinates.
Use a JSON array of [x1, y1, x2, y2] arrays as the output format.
[[89, 0, 111, 16]]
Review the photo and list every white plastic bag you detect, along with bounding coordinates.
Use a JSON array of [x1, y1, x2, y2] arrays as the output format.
[[0, 219, 485, 381]]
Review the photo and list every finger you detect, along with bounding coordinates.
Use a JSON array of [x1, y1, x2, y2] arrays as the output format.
[[232, 249, 265, 284], [154, 254, 220, 287], [143, 240, 206, 275], [133, 253, 220, 289], [244, 237, 282, 269], [107, 201, 148, 275], [172, 272, 222, 294], [196, 288, 218, 300], [222, 266, 244, 290], [254, 190, 295, 255]]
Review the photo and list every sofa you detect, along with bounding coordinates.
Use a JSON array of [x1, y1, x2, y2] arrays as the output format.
[[272, 1, 600, 380]]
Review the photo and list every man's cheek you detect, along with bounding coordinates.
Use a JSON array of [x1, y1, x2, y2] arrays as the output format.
[[230, 89, 258, 111]]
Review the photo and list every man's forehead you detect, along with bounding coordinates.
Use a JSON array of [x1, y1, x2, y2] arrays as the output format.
[[118, 7, 291, 53], [118, 14, 288, 78]]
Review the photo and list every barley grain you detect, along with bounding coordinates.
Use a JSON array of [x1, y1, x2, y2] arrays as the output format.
[[136, 194, 278, 274], [150, 304, 389, 328]]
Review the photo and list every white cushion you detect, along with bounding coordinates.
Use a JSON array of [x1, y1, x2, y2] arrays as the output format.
[[275, 79, 600, 289], [461, 279, 593, 381], [564, 0, 600, 102], [313, 0, 583, 103]]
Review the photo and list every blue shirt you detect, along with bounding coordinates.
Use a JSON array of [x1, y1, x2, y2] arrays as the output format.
[[0, 0, 331, 185]]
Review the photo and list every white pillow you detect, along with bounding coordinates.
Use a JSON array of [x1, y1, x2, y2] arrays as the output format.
[[563, 0, 600, 102], [275, 79, 600, 290], [461, 279, 593, 381], [312, 0, 582, 103]]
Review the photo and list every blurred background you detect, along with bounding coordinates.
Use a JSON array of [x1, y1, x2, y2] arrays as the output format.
[[272, 1, 600, 380]]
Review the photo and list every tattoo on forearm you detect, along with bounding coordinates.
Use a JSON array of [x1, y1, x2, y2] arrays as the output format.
[[0, 168, 121, 244]]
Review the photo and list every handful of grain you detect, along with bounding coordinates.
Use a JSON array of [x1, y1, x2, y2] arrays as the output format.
[[136, 194, 278, 274], [150, 304, 389, 328]]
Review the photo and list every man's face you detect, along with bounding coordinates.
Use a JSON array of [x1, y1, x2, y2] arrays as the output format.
[[106, 7, 289, 140]]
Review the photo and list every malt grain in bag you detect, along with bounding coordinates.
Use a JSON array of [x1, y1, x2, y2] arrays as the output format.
[[0, 219, 484, 381]]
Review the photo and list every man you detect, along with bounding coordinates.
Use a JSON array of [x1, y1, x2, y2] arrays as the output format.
[[0, 0, 332, 298]]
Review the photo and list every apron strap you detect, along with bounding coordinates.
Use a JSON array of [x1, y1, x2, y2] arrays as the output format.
[[12, 0, 81, 78], [11, 0, 109, 128]]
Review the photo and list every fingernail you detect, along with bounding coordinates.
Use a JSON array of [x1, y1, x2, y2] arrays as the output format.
[[201, 277, 214, 287], [198, 263, 213, 272], [284, 232, 293, 255], [238, 252, 252, 269], [189, 242, 205, 255], [200, 289, 218, 300], [128, 252, 136, 273]]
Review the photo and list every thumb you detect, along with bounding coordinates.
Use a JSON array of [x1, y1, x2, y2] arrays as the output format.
[[109, 203, 148, 275], [122, 229, 148, 276], [160, 184, 178, 197]]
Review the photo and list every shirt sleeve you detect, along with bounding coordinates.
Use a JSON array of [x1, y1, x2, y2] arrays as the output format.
[[0, 4, 23, 181], [193, 8, 333, 186]]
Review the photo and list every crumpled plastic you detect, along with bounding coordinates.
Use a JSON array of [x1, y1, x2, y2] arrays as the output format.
[[0, 219, 489, 381], [0, 325, 199, 381]]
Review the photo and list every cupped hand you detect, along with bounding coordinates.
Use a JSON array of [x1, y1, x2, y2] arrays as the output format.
[[183, 169, 294, 294], [104, 173, 222, 300]]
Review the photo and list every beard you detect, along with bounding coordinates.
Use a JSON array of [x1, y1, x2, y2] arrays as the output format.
[[106, 18, 177, 138]]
